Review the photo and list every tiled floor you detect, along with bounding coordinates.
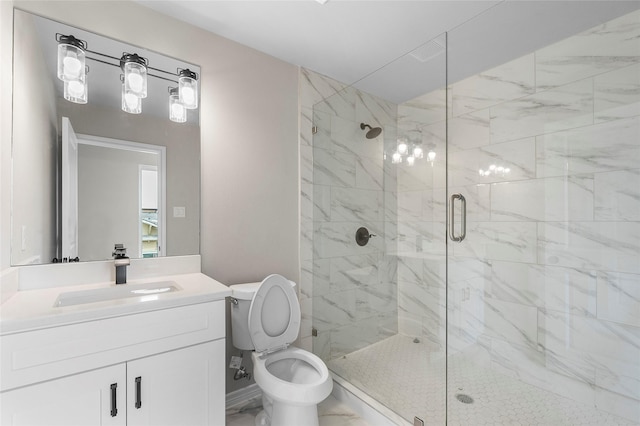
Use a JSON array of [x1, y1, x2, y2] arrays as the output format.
[[328, 334, 636, 426], [226, 394, 369, 426]]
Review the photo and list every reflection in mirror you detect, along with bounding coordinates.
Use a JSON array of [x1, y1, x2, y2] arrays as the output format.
[[11, 10, 201, 266]]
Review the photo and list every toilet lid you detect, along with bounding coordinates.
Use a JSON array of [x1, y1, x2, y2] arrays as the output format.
[[248, 274, 300, 353]]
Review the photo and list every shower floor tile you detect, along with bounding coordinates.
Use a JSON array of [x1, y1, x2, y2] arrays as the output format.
[[327, 334, 636, 425]]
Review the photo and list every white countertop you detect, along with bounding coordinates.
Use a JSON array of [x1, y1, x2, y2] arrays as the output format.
[[0, 273, 231, 335]]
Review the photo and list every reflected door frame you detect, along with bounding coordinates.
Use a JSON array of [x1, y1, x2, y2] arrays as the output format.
[[76, 133, 167, 259]]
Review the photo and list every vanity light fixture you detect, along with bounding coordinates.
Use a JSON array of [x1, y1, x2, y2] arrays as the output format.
[[55, 33, 199, 122], [178, 69, 198, 109], [56, 34, 86, 83], [121, 53, 148, 98], [168, 87, 186, 123]]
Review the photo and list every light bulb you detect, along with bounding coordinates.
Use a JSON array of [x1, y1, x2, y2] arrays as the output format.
[[427, 150, 436, 161], [407, 156, 415, 166], [68, 80, 84, 97], [63, 53, 82, 80], [181, 87, 195, 105], [413, 146, 424, 159], [127, 70, 144, 94], [169, 87, 186, 123], [122, 82, 142, 114], [505, 168, 511, 174], [64, 77, 87, 104], [392, 151, 402, 164], [171, 103, 184, 117], [125, 93, 138, 109], [398, 140, 408, 155], [489, 164, 496, 171], [479, 169, 484, 176]]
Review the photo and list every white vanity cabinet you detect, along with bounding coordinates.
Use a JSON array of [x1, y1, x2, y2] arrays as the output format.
[[0, 299, 226, 426], [126, 340, 224, 426], [0, 363, 126, 425]]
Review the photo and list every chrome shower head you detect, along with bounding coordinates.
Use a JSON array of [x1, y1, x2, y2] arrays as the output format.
[[360, 123, 382, 139]]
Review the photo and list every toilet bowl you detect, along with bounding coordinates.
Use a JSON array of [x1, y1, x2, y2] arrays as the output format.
[[229, 274, 333, 426]]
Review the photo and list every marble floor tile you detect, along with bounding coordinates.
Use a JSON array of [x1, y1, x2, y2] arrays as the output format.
[[225, 395, 368, 426]]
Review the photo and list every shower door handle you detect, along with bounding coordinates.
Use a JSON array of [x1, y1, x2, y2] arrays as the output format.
[[449, 193, 466, 242]]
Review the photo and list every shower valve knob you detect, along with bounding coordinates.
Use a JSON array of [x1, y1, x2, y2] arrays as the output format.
[[355, 227, 375, 246]]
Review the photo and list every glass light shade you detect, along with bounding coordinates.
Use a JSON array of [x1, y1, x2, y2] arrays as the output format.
[[427, 150, 436, 161], [179, 69, 198, 109], [391, 151, 402, 164], [169, 89, 186, 123], [57, 41, 85, 82], [122, 83, 141, 114], [397, 138, 408, 155], [407, 155, 416, 166], [122, 55, 147, 98], [64, 76, 87, 104]]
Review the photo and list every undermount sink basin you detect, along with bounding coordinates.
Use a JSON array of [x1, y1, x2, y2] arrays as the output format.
[[54, 281, 181, 307]]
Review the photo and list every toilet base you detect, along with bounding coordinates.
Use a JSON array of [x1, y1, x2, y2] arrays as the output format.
[[256, 393, 320, 426]]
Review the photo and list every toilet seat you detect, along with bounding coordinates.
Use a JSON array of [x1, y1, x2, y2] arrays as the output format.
[[248, 274, 301, 354]]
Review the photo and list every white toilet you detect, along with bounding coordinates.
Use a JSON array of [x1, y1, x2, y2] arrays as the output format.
[[230, 274, 333, 426]]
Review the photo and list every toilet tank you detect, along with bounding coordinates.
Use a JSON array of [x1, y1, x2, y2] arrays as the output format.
[[229, 280, 296, 351]]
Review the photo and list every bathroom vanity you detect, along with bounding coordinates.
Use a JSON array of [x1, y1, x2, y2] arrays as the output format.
[[0, 264, 230, 426]]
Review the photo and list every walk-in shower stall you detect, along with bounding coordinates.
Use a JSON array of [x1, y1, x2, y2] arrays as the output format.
[[303, 5, 640, 425]]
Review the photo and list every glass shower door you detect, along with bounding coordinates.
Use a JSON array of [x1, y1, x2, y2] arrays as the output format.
[[446, 8, 640, 425], [307, 33, 449, 424]]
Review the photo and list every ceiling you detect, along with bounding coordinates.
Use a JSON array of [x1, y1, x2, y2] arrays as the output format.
[[136, 0, 640, 103]]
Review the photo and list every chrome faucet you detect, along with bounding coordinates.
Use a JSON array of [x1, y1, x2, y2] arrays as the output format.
[[113, 244, 130, 284]]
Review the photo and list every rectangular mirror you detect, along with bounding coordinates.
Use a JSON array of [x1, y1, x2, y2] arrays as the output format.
[[11, 9, 201, 265]]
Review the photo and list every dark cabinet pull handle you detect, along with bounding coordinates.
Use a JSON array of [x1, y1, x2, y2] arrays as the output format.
[[110, 383, 118, 417], [135, 376, 142, 409]]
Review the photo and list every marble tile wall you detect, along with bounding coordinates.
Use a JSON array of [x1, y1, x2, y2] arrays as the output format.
[[443, 9, 639, 422], [299, 68, 399, 360]]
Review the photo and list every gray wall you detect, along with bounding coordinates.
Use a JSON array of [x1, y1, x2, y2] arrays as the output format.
[[11, 11, 58, 265], [1, 0, 300, 395]]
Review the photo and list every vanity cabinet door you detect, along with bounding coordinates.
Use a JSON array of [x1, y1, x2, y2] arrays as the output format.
[[126, 340, 224, 426], [0, 364, 126, 426]]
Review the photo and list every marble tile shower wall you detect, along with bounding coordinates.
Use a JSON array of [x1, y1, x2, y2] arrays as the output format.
[[397, 10, 640, 422], [299, 68, 399, 361]]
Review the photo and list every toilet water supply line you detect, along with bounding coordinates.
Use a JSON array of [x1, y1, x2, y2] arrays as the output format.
[[230, 352, 251, 381]]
